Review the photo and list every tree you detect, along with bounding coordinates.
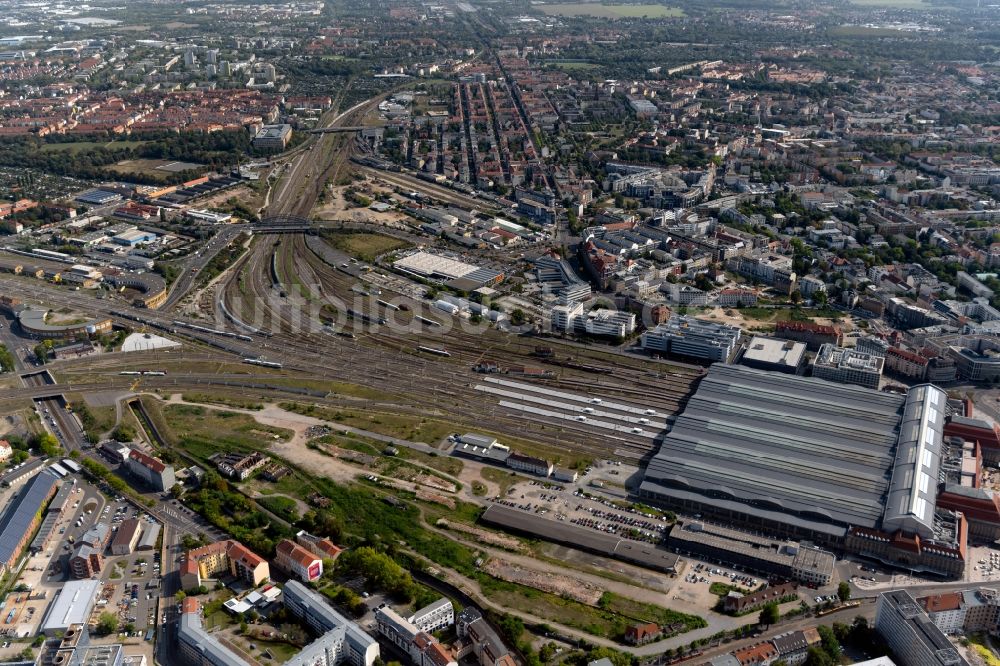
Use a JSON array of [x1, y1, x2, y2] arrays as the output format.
[[175, 591, 187, 602], [111, 423, 136, 442], [837, 581, 851, 603], [495, 614, 524, 643], [790, 289, 803, 304], [817, 625, 841, 661], [759, 601, 779, 628], [803, 647, 834, 666], [96, 612, 118, 636], [32, 432, 61, 457]]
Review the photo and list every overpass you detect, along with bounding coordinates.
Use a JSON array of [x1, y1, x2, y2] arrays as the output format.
[[251, 214, 315, 233]]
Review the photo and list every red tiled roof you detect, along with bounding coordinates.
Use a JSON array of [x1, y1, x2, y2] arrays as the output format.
[[276, 539, 319, 567], [920, 592, 963, 613], [128, 449, 166, 473]]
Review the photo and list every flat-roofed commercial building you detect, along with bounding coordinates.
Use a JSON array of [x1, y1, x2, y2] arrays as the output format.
[[641, 315, 742, 362], [667, 521, 835, 585], [739, 335, 806, 374], [813, 344, 885, 389], [252, 124, 292, 150]]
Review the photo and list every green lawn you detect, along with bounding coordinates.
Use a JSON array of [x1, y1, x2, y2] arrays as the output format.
[[546, 61, 602, 70], [321, 232, 410, 262], [40, 140, 150, 154], [538, 3, 684, 18], [157, 402, 293, 458]]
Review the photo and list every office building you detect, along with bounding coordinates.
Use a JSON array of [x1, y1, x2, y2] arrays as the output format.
[[253, 124, 293, 150], [875, 590, 969, 666], [550, 302, 583, 331], [641, 315, 742, 362], [583, 309, 636, 337], [812, 344, 884, 389]]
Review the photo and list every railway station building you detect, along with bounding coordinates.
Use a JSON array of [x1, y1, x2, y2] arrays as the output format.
[[640, 364, 966, 577]]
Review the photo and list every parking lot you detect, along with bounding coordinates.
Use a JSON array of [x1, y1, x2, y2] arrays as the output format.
[[496, 476, 671, 546], [41, 489, 163, 634]]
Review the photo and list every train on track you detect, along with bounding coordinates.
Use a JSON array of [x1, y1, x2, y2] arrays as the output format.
[[119, 371, 167, 376], [346, 308, 386, 326], [413, 315, 441, 328], [417, 346, 451, 357], [243, 357, 283, 369], [173, 320, 254, 342], [217, 297, 274, 338]]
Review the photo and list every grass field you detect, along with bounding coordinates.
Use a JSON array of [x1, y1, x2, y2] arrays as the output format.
[[159, 402, 293, 457], [285, 403, 454, 444], [322, 232, 410, 262], [181, 392, 265, 411], [40, 140, 150, 154], [104, 158, 185, 181], [538, 3, 684, 18], [546, 60, 602, 70]]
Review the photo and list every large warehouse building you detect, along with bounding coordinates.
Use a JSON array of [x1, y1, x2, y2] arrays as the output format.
[[640, 364, 965, 577]]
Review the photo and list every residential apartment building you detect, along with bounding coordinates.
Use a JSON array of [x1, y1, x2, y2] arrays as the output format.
[[180, 540, 270, 589], [770, 630, 821, 665], [874, 590, 970, 666], [641, 315, 742, 362], [375, 605, 457, 666], [295, 530, 344, 563], [455, 608, 515, 666], [918, 592, 965, 635], [727, 255, 797, 295], [69, 544, 103, 579], [884, 347, 929, 381], [410, 598, 454, 633], [774, 321, 843, 350], [275, 539, 323, 583], [283, 580, 380, 666], [717, 288, 757, 307]]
